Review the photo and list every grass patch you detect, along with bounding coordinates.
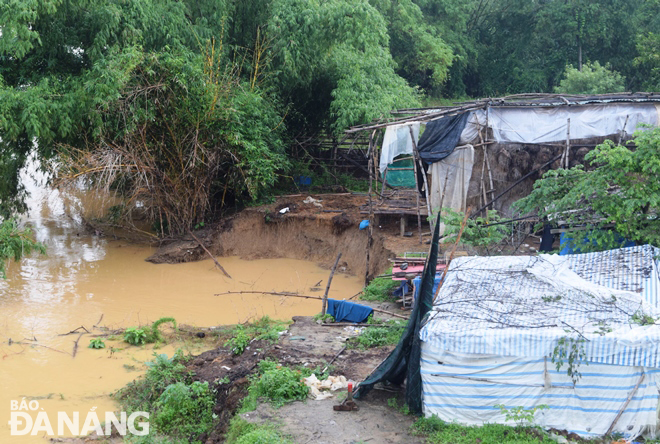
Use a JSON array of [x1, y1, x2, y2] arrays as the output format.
[[240, 360, 329, 412], [224, 316, 289, 355], [361, 269, 400, 302], [117, 350, 216, 443], [349, 319, 406, 349], [313, 313, 335, 323], [411, 415, 556, 444], [225, 417, 292, 444]]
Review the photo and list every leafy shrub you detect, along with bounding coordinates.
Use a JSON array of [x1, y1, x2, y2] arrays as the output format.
[[361, 270, 399, 302], [411, 415, 447, 436], [88, 338, 106, 349], [313, 313, 335, 323], [123, 317, 177, 346], [554, 61, 625, 95], [225, 326, 251, 355], [118, 351, 189, 414], [124, 327, 148, 346], [515, 127, 660, 251], [251, 366, 309, 407], [224, 317, 288, 355], [439, 208, 510, 248], [153, 381, 215, 440], [240, 360, 309, 411], [495, 404, 549, 427], [0, 219, 46, 278]]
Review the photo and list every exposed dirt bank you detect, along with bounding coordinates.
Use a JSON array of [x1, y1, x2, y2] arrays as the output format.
[[146, 193, 415, 278]]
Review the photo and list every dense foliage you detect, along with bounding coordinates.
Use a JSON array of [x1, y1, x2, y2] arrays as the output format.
[[515, 127, 660, 252], [1, 0, 659, 233]]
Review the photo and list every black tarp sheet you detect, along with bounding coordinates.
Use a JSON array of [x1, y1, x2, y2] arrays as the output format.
[[417, 113, 470, 164], [353, 218, 441, 414]]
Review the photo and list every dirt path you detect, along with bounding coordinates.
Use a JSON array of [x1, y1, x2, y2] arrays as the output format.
[[241, 391, 424, 444]]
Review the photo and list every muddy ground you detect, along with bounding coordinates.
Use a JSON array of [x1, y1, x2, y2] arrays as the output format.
[[187, 311, 420, 443]]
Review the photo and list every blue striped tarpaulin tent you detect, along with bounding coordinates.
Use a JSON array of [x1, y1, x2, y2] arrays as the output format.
[[419, 246, 660, 439]]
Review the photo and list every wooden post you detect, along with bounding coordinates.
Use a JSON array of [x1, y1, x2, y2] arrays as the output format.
[[563, 118, 571, 169], [410, 147, 424, 244], [408, 126, 432, 228], [619, 114, 629, 145], [364, 129, 377, 287], [322, 252, 343, 316], [400, 216, 406, 237]]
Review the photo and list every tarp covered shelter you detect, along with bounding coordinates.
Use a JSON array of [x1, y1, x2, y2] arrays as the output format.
[[352, 93, 660, 221], [357, 244, 660, 439]]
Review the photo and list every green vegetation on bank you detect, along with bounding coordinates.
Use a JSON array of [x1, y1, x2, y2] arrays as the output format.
[[349, 319, 406, 349], [361, 269, 399, 301], [225, 418, 292, 444], [0, 220, 46, 278], [117, 350, 216, 443], [224, 316, 289, 355]]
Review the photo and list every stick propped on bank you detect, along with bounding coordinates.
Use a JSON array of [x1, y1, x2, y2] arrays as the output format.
[[189, 231, 231, 278], [214, 290, 408, 320]]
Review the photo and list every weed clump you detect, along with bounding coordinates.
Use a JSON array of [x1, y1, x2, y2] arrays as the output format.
[[350, 320, 406, 349], [239, 360, 325, 412], [152, 381, 215, 440], [224, 316, 289, 356], [123, 317, 178, 346], [361, 270, 399, 302], [411, 414, 556, 443]]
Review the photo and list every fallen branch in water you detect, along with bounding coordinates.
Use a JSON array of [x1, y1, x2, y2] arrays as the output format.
[[189, 231, 232, 278], [214, 291, 408, 319], [58, 326, 90, 336], [93, 314, 104, 328], [13, 342, 71, 355], [72, 332, 86, 358]]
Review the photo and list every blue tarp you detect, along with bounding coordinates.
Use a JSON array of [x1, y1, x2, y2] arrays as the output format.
[[326, 299, 373, 323], [412, 274, 443, 301]]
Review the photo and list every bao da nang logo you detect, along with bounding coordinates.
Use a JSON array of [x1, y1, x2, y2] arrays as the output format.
[[8, 399, 149, 436]]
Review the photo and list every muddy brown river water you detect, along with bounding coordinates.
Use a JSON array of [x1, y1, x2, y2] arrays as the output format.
[[0, 168, 364, 442]]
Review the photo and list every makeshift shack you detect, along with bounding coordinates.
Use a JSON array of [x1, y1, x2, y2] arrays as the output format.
[[348, 93, 660, 230], [358, 244, 660, 439]]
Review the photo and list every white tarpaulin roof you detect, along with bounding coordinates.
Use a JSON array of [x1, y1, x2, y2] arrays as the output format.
[[420, 246, 660, 367], [460, 103, 660, 145]]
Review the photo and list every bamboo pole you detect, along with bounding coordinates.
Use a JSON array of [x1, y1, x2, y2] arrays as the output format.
[[365, 130, 377, 286], [410, 145, 423, 244], [605, 372, 645, 436], [433, 208, 471, 303], [322, 253, 343, 316], [213, 291, 408, 319], [563, 118, 571, 169], [408, 126, 432, 226], [618, 114, 630, 145]]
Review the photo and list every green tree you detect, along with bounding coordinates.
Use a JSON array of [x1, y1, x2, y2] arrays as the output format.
[[554, 61, 626, 94], [514, 127, 660, 251], [635, 32, 660, 91], [267, 0, 420, 134]]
